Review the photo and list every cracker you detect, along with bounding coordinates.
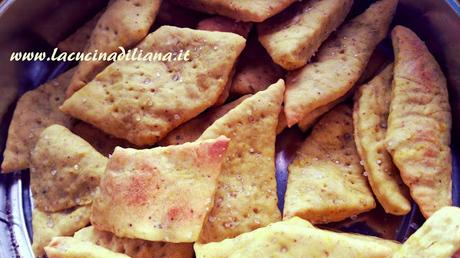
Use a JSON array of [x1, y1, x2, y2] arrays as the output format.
[[198, 80, 284, 243], [71, 121, 133, 157], [1, 69, 75, 173], [195, 217, 400, 258], [74, 226, 194, 258], [258, 0, 353, 70], [159, 95, 250, 146], [171, 0, 297, 22], [198, 16, 252, 38], [57, 11, 102, 53], [32, 206, 91, 258], [30, 125, 108, 212], [386, 26, 452, 218], [91, 137, 230, 242], [284, 105, 375, 223], [393, 207, 460, 258], [353, 64, 411, 215], [66, 0, 162, 97], [230, 38, 285, 95], [61, 26, 246, 146], [284, 0, 398, 127], [45, 237, 129, 258]]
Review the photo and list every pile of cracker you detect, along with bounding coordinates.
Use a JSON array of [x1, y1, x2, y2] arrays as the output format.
[[2, 0, 458, 257]]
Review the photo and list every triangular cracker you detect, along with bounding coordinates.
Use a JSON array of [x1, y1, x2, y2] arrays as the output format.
[[66, 0, 162, 96], [353, 64, 411, 215], [91, 137, 230, 242], [30, 125, 108, 212], [198, 80, 284, 243], [284, 0, 398, 127], [32, 206, 91, 258], [195, 217, 400, 258], [1, 69, 75, 173], [258, 0, 353, 70], [284, 105, 375, 223], [45, 237, 129, 258], [172, 0, 297, 22], [61, 26, 246, 146], [393, 207, 460, 258], [386, 26, 452, 218], [57, 11, 102, 53], [74, 226, 194, 258]]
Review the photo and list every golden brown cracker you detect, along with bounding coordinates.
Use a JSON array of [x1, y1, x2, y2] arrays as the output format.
[[386, 26, 452, 218], [75, 226, 194, 258], [230, 38, 285, 95], [198, 80, 284, 243], [91, 137, 230, 242], [30, 125, 107, 212], [71, 121, 133, 157], [284, 0, 398, 127], [1, 69, 75, 173], [258, 0, 353, 70], [45, 237, 129, 258], [198, 16, 252, 38], [353, 63, 411, 215], [57, 11, 102, 53], [32, 206, 91, 258], [284, 105, 375, 224], [195, 217, 400, 258], [61, 26, 246, 146], [159, 95, 250, 146], [66, 0, 162, 97], [393, 207, 460, 258], [172, 0, 297, 22]]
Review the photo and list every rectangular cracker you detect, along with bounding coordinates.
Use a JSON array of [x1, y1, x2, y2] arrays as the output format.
[[198, 80, 284, 243], [1, 69, 75, 173], [32, 206, 91, 258], [61, 26, 246, 146], [66, 0, 162, 96], [30, 125, 108, 212], [284, 0, 398, 127], [393, 207, 460, 258], [57, 11, 102, 53], [91, 137, 230, 242], [45, 237, 129, 258], [353, 63, 411, 215], [284, 105, 375, 224], [386, 26, 452, 218], [171, 0, 297, 22], [195, 217, 400, 258], [258, 0, 353, 70], [74, 226, 194, 258]]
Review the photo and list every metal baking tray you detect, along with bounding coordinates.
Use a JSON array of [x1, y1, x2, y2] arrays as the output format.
[[0, 0, 459, 257]]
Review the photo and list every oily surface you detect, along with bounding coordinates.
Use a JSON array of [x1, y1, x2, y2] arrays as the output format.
[[61, 26, 246, 146], [386, 26, 452, 218], [284, 105, 375, 224], [198, 81, 284, 243]]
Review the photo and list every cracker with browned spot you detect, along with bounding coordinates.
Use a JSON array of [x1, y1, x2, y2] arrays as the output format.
[[353, 63, 411, 215], [198, 80, 284, 243], [258, 0, 353, 70], [75, 226, 194, 258], [195, 217, 400, 258], [32, 206, 91, 258], [386, 26, 452, 218], [61, 26, 246, 146], [172, 0, 297, 22], [284, 105, 375, 224], [91, 137, 230, 242], [66, 0, 162, 97], [1, 69, 75, 173], [159, 95, 250, 146], [31, 125, 107, 212], [393, 207, 460, 258], [284, 0, 398, 127], [57, 11, 102, 53], [45, 237, 129, 258]]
